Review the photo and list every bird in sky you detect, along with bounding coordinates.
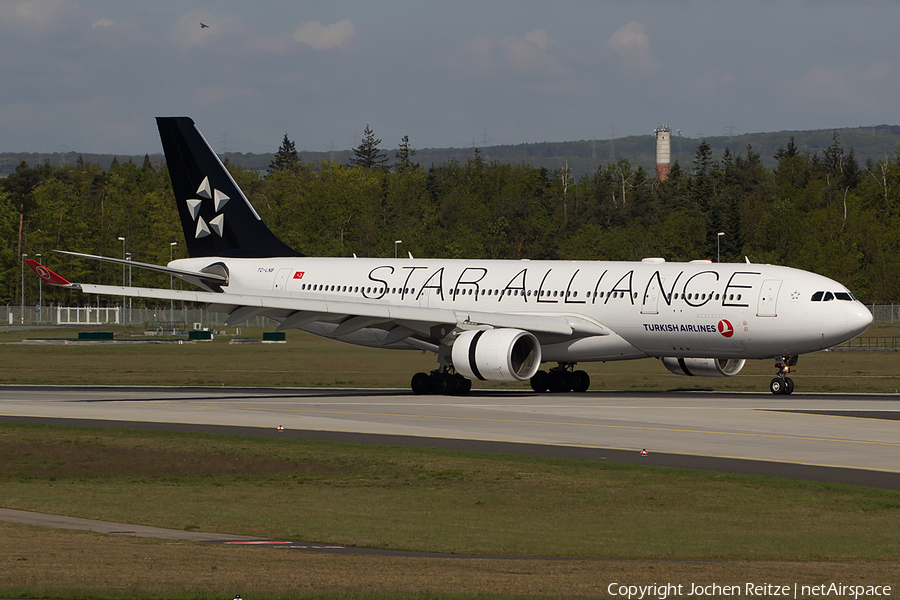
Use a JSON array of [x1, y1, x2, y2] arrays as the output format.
[[200, 22, 209, 29]]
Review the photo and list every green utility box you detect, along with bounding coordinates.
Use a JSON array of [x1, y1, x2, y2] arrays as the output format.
[[78, 331, 114, 341], [263, 331, 286, 342], [188, 330, 213, 341]]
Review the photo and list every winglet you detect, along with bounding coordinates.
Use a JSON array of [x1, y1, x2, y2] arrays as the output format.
[[26, 259, 73, 286]]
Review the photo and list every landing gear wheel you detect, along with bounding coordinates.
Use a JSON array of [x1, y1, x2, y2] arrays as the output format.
[[566, 372, 581, 392], [411, 372, 433, 395], [435, 372, 458, 395], [453, 374, 472, 396], [771, 355, 798, 395], [770, 377, 786, 395], [548, 371, 570, 393], [530, 370, 549, 393], [572, 370, 590, 393]]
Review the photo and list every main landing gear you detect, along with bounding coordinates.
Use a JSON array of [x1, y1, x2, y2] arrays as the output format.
[[769, 355, 798, 395], [530, 362, 590, 393], [411, 369, 472, 396]]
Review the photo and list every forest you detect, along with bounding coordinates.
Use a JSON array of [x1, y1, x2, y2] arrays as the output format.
[[2, 131, 900, 308]]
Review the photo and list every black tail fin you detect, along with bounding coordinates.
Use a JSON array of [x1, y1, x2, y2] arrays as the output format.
[[156, 117, 302, 258]]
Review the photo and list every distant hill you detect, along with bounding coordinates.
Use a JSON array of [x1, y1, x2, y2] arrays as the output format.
[[3, 125, 899, 179]]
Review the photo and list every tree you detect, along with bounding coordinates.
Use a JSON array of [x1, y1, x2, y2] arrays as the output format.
[[269, 134, 302, 172], [395, 135, 418, 173], [350, 125, 389, 171]]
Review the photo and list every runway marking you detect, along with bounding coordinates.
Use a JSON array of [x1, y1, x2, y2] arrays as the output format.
[[122, 401, 900, 449]]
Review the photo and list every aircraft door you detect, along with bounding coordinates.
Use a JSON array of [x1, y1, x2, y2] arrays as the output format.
[[273, 268, 292, 291], [418, 287, 431, 308], [757, 279, 782, 317], [642, 277, 662, 314]]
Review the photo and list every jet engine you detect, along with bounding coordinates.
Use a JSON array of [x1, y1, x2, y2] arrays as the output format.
[[452, 329, 542, 383], [660, 357, 746, 377]]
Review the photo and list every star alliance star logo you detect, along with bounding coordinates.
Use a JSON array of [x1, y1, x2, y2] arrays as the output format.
[[186, 176, 229, 239]]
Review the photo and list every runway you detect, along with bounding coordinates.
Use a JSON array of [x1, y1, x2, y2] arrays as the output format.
[[1, 385, 898, 489]]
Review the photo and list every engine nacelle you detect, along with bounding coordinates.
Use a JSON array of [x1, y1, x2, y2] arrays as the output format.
[[661, 357, 746, 377], [452, 329, 542, 383]]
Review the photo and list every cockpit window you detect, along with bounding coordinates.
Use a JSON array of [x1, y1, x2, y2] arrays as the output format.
[[812, 290, 855, 302]]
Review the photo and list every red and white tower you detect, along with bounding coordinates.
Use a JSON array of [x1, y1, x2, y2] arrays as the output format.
[[655, 125, 671, 181]]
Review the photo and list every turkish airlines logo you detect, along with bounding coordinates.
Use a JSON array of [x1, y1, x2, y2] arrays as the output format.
[[717, 319, 734, 338], [293, 271, 304, 279], [35, 265, 53, 282]]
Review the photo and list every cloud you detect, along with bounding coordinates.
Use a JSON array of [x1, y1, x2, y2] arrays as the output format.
[[92, 18, 114, 29], [0, 0, 86, 40], [292, 19, 357, 50], [777, 61, 894, 115], [447, 29, 567, 79], [603, 21, 660, 79]]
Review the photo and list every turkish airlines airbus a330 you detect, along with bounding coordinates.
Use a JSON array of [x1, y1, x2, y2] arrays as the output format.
[[28, 117, 873, 395]]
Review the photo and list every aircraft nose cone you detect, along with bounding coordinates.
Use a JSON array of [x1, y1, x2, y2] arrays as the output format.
[[847, 303, 874, 336]]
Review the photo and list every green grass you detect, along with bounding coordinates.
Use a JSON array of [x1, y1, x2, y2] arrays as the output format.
[[1, 325, 899, 392], [2, 423, 899, 560]]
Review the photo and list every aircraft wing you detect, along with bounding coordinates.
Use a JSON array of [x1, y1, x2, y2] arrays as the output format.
[[28, 258, 609, 343], [73, 282, 609, 338]]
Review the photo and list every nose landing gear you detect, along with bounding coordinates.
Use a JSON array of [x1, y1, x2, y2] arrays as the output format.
[[770, 355, 797, 395]]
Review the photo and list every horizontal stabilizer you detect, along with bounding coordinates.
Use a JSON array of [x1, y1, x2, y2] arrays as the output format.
[[55, 250, 227, 282], [54, 250, 228, 292]]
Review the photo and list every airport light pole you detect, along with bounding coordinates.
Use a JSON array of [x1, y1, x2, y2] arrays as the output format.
[[394, 240, 402, 259], [20, 253, 27, 324], [126, 252, 132, 324], [35, 253, 42, 322], [170, 242, 177, 324], [717, 232, 724, 263], [118, 237, 126, 313]]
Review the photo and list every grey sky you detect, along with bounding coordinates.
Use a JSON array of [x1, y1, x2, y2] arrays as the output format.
[[2, 0, 897, 156]]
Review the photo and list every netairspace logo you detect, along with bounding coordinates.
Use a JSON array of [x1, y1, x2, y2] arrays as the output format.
[[606, 582, 892, 599]]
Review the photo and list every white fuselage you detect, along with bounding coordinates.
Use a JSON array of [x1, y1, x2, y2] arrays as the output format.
[[171, 256, 873, 363]]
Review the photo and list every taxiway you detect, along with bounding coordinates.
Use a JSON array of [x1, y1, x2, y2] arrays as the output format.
[[1, 385, 897, 488]]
